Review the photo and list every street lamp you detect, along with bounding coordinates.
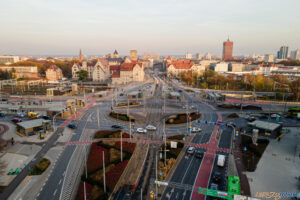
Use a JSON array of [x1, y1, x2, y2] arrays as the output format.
[[53, 110, 64, 132]]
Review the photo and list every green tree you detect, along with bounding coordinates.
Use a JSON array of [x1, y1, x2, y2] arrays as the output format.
[[76, 70, 88, 81]]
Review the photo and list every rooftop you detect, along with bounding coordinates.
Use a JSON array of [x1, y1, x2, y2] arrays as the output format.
[[17, 119, 50, 129], [248, 120, 281, 131]]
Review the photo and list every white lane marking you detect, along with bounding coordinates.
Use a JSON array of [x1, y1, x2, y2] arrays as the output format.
[[59, 179, 62, 185], [53, 189, 57, 196]]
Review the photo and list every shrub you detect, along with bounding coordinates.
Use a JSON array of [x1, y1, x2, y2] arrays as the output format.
[[29, 158, 50, 175]]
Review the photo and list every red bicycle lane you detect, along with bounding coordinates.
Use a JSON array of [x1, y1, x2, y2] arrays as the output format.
[[191, 112, 223, 200]]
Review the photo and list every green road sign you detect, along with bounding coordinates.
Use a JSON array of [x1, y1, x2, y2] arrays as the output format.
[[198, 187, 229, 199]]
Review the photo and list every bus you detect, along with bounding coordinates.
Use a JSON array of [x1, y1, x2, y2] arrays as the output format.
[[287, 107, 300, 116], [227, 175, 241, 195], [28, 112, 40, 119]]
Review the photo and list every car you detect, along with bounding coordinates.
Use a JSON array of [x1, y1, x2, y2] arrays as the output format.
[[111, 124, 122, 129], [246, 116, 256, 122], [136, 128, 147, 133], [0, 111, 6, 117], [119, 93, 124, 96], [146, 125, 156, 131], [16, 113, 24, 118], [212, 172, 222, 183], [42, 115, 51, 120], [11, 118, 22, 123], [195, 151, 204, 159], [2, 98, 8, 101], [271, 114, 280, 118], [68, 123, 76, 129], [186, 146, 195, 155], [227, 122, 236, 127], [191, 127, 202, 133], [178, 89, 182, 92]]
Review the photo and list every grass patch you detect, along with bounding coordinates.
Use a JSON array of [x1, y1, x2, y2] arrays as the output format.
[[167, 134, 185, 140], [166, 112, 200, 124], [240, 134, 269, 172], [94, 130, 130, 139], [109, 112, 135, 122], [29, 158, 50, 175], [117, 102, 140, 107]]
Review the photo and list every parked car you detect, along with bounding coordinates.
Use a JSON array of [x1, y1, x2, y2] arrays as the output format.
[[0, 111, 6, 117], [227, 122, 236, 127], [16, 113, 25, 118], [186, 146, 195, 155], [271, 114, 280, 118], [212, 172, 222, 183], [42, 115, 51, 120], [111, 124, 122, 129], [68, 123, 76, 129], [136, 128, 147, 133], [191, 127, 202, 133], [195, 151, 204, 159], [2, 98, 8, 101], [146, 125, 156, 131], [11, 118, 22, 123], [28, 132, 35, 136], [119, 93, 124, 96], [246, 116, 256, 122]]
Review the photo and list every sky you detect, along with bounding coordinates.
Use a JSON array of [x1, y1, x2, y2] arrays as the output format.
[[1, 0, 300, 56]]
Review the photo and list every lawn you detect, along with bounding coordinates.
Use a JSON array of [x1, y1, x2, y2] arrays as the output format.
[[75, 139, 136, 200], [29, 158, 50, 175], [240, 134, 269, 172]]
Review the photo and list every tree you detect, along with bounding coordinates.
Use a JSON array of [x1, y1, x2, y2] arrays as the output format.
[[288, 78, 300, 101], [76, 70, 88, 81]]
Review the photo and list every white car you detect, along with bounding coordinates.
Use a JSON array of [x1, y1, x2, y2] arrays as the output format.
[[187, 146, 195, 155], [136, 128, 147, 133], [146, 125, 157, 131], [191, 127, 202, 133]]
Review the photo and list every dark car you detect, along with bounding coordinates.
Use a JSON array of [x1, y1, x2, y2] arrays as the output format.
[[68, 123, 76, 129], [42, 115, 51, 120], [119, 93, 124, 96], [212, 172, 222, 183], [111, 124, 122, 129], [2, 98, 8, 101], [0, 111, 5, 117], [178, 89, 182, 92], [195, 151, 204, 159], [247, 116, 256, 122], [12, 118, 22, 123]]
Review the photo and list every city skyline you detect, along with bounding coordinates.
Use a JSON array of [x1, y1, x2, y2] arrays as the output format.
[[1, 0, 300, 55]]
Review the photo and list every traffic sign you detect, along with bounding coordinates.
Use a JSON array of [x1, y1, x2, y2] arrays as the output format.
[[211, 122, 216, 125], [198, 187, 229, 199], [195, 120, 199, 123]]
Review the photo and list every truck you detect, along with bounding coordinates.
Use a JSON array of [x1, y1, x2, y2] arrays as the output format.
[[217, 154, 225, 167]]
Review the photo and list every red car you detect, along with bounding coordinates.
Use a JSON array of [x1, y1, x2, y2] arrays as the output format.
[[12, 118, 22, 123]]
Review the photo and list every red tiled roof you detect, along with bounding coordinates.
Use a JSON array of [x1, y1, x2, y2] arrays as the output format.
[[98, 58, 108, 66], [109, 65, 120, 71], [112, 71, 120, 78], [120, 62, 142, 71], [167, 60, 194, 69], [48, 65, 61, 71]]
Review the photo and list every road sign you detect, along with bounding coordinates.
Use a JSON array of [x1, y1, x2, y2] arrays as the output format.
[[155, 180, 168, 186], [195, 120, 199, 123], [198, 187, 229, 199], [211, 122, 216, 125]]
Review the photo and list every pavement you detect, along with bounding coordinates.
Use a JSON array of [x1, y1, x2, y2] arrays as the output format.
[[245, 127, 300, 198]]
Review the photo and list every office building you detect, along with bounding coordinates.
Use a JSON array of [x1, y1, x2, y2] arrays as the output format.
[[223, 38, 233, 61], [0, 56, 19, 64], [185, 53, 192, 59], [290, 49, 300, 60], [277, 46, 288, 59], [264, 54, 274, 63]]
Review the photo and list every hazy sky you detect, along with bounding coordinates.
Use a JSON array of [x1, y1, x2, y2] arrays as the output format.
[[1, 0, 300, 56]]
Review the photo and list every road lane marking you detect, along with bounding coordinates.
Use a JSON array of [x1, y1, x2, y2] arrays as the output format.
[[59, 179, 62, 185], [53, 189, 57, 196]]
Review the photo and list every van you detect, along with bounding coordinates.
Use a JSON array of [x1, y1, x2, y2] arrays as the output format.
[[217, 154, 225, 167]]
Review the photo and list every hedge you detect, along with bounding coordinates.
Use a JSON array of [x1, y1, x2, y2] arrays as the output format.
[[29, 158, 50, 175]]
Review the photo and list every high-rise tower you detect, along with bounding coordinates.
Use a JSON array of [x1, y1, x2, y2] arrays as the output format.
[[223, 37, 233, 61], [79, 49, 83, 62]]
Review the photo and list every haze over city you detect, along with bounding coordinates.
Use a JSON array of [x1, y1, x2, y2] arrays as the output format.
[[1, 0, 300, 55]]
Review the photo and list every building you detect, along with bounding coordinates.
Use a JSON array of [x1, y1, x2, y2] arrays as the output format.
[[92, 58, 110, 82], [204, 53, 212, 60], [246, 120, 282, 138], [0, 56, 19, 64], [107, 50, 123, 65], [196, 53, 202, 60], [223, 38, 233, 61], [0, 65, 38, 78], [185, 53, 192, 59], [72, 60, 95, 80], [167, 59, 194, 76], [111, 58, 145, 85], [79, 49, 83, 62], [277, 46, 288, 59], [290, 49, 300, 60], [142, 53, 160, 60], [210, 62, 229, 72], [46, 65, 63, 81], [16, 119, 52, 136], [264, 54, 274, 63], [130, 50, 138, 60]]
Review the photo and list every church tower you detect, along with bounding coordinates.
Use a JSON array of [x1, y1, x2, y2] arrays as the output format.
[[79, 49, 83, 62]]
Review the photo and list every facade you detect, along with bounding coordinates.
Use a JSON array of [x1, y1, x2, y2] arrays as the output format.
[[111, 59, 144, 85], [0, 65, 38, 78], [107, 50, 123, 65], [0, 56, 19, 64], [46, 65, 63, 81], [204, 53, 212, 60], [16, 119, 51, 136], [72, 60, 94, 80], [167, 60, 194, 76], [277, 46, 288, 59], [130, 50, 138, 60], [290, 49, 300, 60], [196, 53, 202, 60], [223, 38, 233, 61], [264, 54, 274, 63], [92, 58, 110, 82], [210, 62, 229, 72], [185, 53, 192, 59]]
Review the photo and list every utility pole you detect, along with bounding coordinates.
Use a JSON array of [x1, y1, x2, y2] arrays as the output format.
[[155, 153, 158, 198], [120, 131, 123, 162], [103, 151, 106, 193], [163, 120, 167, 166], [84, 145, 88, 200], [97, 106, 100, 128]]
